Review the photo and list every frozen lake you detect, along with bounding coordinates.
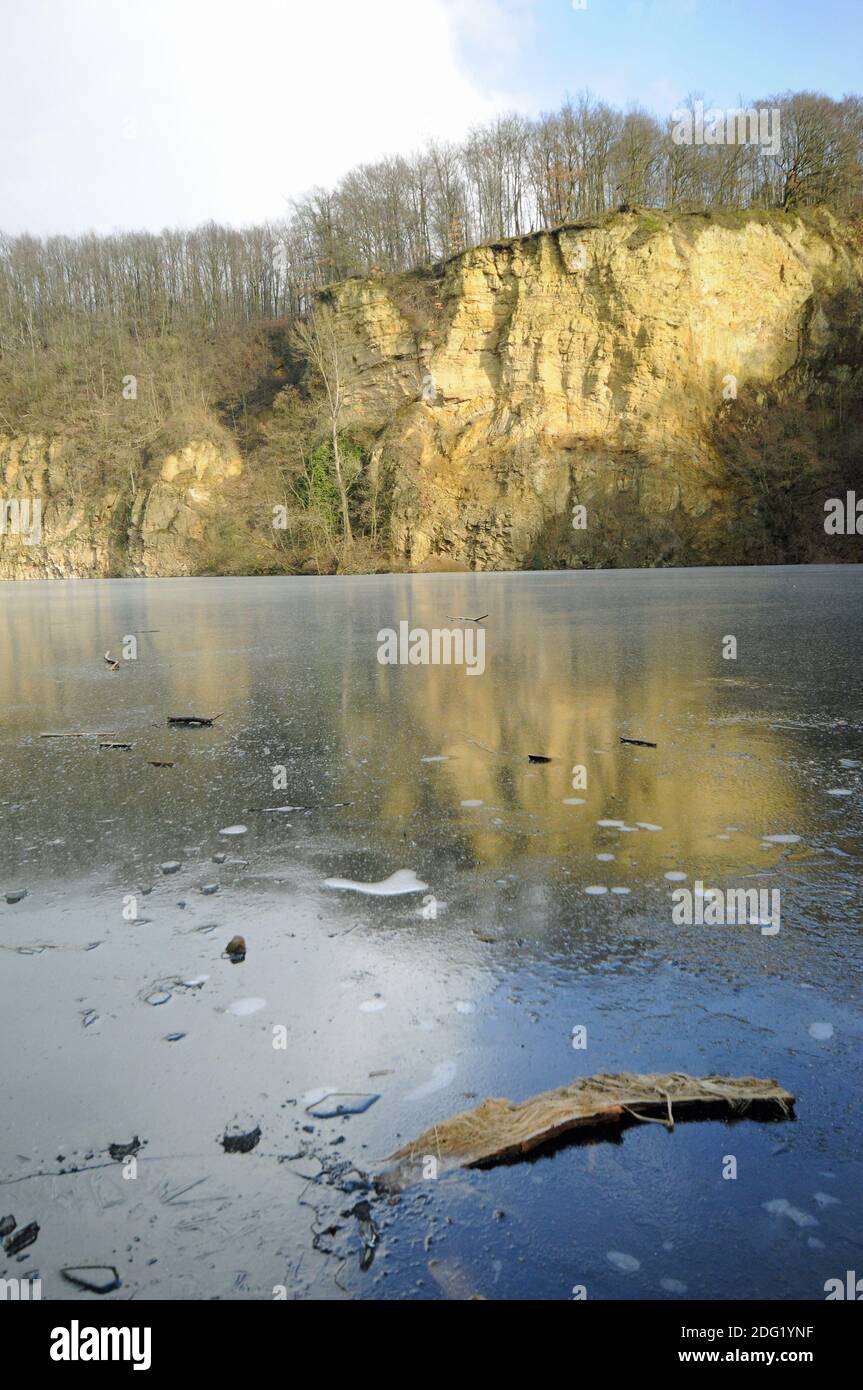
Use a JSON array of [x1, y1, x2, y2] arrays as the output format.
[[1, 566, 861, 1300]]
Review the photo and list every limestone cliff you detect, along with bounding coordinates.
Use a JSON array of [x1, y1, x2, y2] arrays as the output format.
[[1, 208, 861, 578], [0, 435, 244, 578], [329, 208, 863, 569]]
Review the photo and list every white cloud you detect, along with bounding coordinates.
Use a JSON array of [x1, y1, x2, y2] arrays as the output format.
[[2, 0, 518, 236]]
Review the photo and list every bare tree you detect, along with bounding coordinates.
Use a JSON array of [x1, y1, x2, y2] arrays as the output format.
[[291, 302, 355, 545]]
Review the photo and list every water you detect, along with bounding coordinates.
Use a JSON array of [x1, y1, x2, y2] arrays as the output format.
[[0, 566, 861, 1300]]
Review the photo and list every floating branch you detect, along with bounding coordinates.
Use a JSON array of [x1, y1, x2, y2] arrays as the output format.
[[620, 736, 657, 748]]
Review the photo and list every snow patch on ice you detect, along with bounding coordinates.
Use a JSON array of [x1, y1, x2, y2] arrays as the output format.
[[809, 1021, 834, 1041], [227, 997, 266, 1016], [406, 1060, 457, 1101], [607, 1251, 640, 1273], [324, 869, 428, 896], [763, 1198, 818, 1229]]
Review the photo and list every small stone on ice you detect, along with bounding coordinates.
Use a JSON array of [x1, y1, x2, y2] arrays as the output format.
[[4, 1221, 38, 1256], [221, 1125, 261, 1153], [219, 825, 247, 836], [160, 861, 181, 875]]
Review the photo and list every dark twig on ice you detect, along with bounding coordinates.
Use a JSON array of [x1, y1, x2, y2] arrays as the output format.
[[40, 731, 117, 739], [620, 736, 657, 748], [167, 714, 224, 728], [103, 651, 120, 671], [446, 614, 488, 623], [528, 754, 552, 763]]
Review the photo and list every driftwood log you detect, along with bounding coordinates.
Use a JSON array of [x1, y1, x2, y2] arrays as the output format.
[[385, 1072, 795, 1181]]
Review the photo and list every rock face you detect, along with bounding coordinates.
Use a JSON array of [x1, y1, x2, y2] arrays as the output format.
[[127, 440, 243, 577], [0, 436, 243, 578], [329, 209, 863, 569], [1, 210, 860, 577]]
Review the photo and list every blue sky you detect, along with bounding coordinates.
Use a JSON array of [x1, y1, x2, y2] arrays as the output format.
[[2, 0, 860, 236], [453, 0, 863, 117]]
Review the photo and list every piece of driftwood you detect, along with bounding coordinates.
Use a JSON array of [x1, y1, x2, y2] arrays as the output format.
[[620, 736, 657, 748], [103, 651, 120, 671], [167, 714, 223, 727], [528, 754, 552, 763], [99, 741, 131, 750], [148, 760, 175, 768], [386, 1072, 794, 1178], [446, 614, 488, 623]]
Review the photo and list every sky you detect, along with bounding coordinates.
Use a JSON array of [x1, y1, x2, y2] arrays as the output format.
[[1, 0, 861, 237]]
